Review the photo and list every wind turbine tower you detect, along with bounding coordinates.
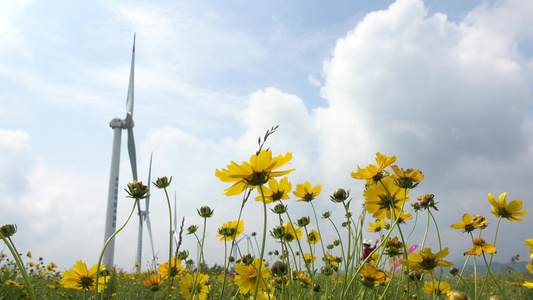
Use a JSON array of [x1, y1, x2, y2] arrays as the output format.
[[103, 35, 138, 268]]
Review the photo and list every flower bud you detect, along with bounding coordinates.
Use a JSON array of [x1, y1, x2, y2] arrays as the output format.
[[241, 253, 254, 265], [197, 206, 214, 218], [321, 266, 333, 276], [488, 296, 504, 300], [408, 270, 422, 281], [445, 290, 469, 300], [99, 268, 111, 277], [271, 203, 287, 214], [125, 181, 150, 200], [270, 225, 286, 239], [0, 224, 17, 237], [271, 261, 288, 276], [449, 267, 459, 276], [313, 283, 321, 292], [330, 188, 349, 203], [153, 176, 172, 189], [187, 225, 199, 235], [322, 211, 331, 219], [297, 216, 310, 227], [177, 250, 189, 260]]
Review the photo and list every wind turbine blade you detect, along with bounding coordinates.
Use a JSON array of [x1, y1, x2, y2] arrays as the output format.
[[145, 214, 157, 269], [127, 128, 138, 181], [146, 152, 153, 211], [126, 34, 135, 118]]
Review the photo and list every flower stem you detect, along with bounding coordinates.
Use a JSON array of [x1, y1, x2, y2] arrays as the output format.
[[163, 187, 173, 298], [95, 199, 139, 297], [0, 234, 37, 300], [252, 185, 268, 299]]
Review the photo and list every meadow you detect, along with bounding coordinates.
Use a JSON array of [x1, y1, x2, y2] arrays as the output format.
[[2, 127, 533, 299]]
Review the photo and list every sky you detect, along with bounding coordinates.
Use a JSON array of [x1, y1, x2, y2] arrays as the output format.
[[1, 0, 533, 273]]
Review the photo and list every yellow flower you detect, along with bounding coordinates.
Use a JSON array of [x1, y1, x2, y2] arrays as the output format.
[[487, 192, 528, 221], [359, 263, 387, 287], [525, 238, 533, 253], [293, 182, 321, 202], [451, 213, 487, 233], [385, 165, 424, 189], [367, 219, 387, 233], [398, 212, 413, 223], [27, 251, 32, 258], [61, 260, 109, 292], [235, 258, 271, 294], [5, 279, 19, 286], [351, 152, 397, 182], [296, 271, 312, 285], [282, 222, 302, 242], [306, 229, 320, 245], [158, 256, 183, 279], [216, 220, 244, 242], [463, 238, 497, 256], [302, 254, 317, 263], [143, 273, 164, 291], [179, 272, 211, 300], [255, 177, 292, 203], [363, 176, 409, 219], [401, 247, 453, 273], [423, 280, 450, 295], [215, 150, 295, 196]]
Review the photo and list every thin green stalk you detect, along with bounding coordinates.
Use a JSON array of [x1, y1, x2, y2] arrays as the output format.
[[163, 187, 173, 298], [190, 217, 207, 300], [0, 234, 37, 300], [252, 185, 269, 300], [95, 199, 138, 297], [310, 202, 326, 257]]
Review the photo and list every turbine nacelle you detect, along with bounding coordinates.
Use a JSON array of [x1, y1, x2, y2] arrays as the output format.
[[109, 118, 135, 129]]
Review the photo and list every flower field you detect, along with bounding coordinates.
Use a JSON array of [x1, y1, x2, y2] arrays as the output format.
[[2, 128, 533, 299]]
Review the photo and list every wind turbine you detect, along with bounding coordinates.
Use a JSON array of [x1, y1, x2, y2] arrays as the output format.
[[134, 153, 157, 272], [102, 35, 139, 268]]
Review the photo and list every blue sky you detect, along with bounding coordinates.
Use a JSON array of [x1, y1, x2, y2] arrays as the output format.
[[1, 0, 533, 272]]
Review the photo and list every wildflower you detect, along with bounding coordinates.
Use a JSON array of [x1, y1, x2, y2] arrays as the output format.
[[158, 256, 183, 279], [416, 194, 439, 210], [451, 213, 487, 233], [363, 176, 409, 219], [270, 225, 286, 240], [215, 150, 295, 196], [367, 219, 387, 233], [234, 258, 271, 294], [27, 251, 32, 258], [401, 247, 453, 273], [488, 192, 528, 221], [177, 250, 189, 260], [386, 165, 424, 189], [359, 263, 387, 288], [445, 290, 469, 300], [255, 177, 291, 203], [330, 188, 349, 203], [293, 182, 321, 202], [322, 211, 331, 219], [5, 279, 19, 286], [384, 236, 403, 257], [351, 152, 396, 182], [323, 252, 340, 269], [463, 238, 497, 256], [282, 222, 302, 242], [143, 273, 164, 292], [179, 272, 211, 300], [302, 254, 317, 263], [125, 181, 150, 200], [61, 260, 109, 292], [397, 212, 413, 223], [216, 220, 244, 242], [423, 280, 450, 295], [525, 238, 533, 253], [295, 271, 312, 285], [306, 229, 320, 245], [153, 176, 172, 189]]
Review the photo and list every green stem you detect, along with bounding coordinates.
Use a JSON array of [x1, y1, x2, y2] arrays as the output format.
[[310, 202, 326, 258], [163, 187, 173, 298], [0, 234, 37, 300], [190, 217, 207, 300], [252, 185, 268, 299], [95, 199, 138, 297]]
